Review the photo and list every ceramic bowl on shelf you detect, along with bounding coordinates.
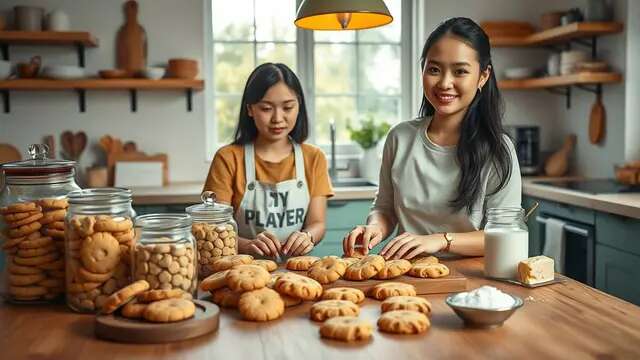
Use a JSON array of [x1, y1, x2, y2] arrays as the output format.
[[446, 292, 524, 328], [41, 65, 86, 80], [504, 67, 537, 80], [98, 69, 128, 79], [140, 67, 166, 80]]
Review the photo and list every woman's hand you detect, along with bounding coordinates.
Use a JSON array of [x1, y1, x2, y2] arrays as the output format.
[[283, 231, 314, 256], [239, 231, 282, 258], [380, 232, 446, 260], [342, 224, 384, 256]]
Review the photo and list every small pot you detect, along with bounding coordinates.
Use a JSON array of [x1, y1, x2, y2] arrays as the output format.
[[45, 10, 70, 31], [14, 6, 45, 31], [167, 58, 199, 79], [17, 56, 41, 78]]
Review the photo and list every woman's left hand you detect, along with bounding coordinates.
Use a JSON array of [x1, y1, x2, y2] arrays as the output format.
[[283, 231, 314, 256], [380, 232, 446, 260]]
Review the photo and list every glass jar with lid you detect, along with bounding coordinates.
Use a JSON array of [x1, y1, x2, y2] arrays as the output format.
[[483, 207, 529, 280], [186, 191, 238, 279], [65, 187, 134, 312], [0, 144, 79, 303], [132, 213, 197, 295]]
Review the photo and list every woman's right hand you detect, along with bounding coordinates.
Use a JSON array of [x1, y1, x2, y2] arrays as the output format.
[[239, 231, 282, 258], [342, 224, 384, 256]]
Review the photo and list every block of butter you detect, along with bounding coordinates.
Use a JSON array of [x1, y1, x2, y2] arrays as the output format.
[[518, 256, 555, 285]]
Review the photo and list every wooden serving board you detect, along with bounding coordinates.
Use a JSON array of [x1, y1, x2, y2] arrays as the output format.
[[94, 300, 219, 343]]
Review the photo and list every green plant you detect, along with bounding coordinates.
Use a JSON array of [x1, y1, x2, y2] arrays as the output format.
[[346, 115, 391, 150]]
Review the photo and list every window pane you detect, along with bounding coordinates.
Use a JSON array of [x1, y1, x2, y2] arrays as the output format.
[[214, 43, 254, 94], [359, 44, 401, 95], [212, 0, 254, 41], [216, 96, 241, 144], [358, 96, 402, 125], [255, 0, 296, 42], [314, 44, 356, 94], [257, 43, 296, 71], [315, 96, 357, 144], [314, 30, 355, 43], [358, 0, 402, 43]]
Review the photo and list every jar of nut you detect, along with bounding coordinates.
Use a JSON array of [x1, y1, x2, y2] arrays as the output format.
[[0, 144, 80, 303], [185, 191, 237, 278], [132, 213, 197, 295], [65, 188, 134, 312]]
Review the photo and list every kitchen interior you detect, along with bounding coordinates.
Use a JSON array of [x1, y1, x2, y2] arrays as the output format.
[[1, 0, 640, 359]]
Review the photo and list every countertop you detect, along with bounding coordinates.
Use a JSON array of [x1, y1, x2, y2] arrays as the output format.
[[2, 257, 639, 359]]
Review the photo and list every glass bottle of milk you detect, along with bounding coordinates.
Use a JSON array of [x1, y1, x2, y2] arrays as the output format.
[[483, 207, 529, 279]]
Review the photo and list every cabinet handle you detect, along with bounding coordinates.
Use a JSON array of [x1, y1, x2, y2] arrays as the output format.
[[328, 201, 348, 208], [536, 216, 590, 237]]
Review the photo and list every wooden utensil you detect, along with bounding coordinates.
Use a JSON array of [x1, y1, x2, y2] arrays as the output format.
[[589, 93, 606, 144], [116, 0, 147, 77], [42, 135, 55, 158], [544, 134, 576, 177], [72, 131, 87, 161], [60, 131, 75, 160]]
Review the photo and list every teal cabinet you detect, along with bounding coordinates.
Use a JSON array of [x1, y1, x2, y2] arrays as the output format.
[[312, 200, 373, 257], [595, 244, 640, 305], [596, 212, 640, 256]]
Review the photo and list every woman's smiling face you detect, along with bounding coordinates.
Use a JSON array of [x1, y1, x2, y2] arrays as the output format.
[[423, 35, 490, 117]]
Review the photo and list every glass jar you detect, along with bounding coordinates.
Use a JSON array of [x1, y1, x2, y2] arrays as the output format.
[[483, 207, 529, 280], [186, 191, 237, 279], [0, 144, 79, 303], [132, 213, 197, 295], [65, 188, 134, 312]]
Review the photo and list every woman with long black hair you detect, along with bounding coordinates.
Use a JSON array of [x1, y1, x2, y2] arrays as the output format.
[[343, 17, 521, 259]]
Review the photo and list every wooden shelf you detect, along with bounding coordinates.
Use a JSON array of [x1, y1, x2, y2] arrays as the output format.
[[0, 31, 99, 47], [490, 22, 624, 47], [0, 79, 204, 91], [498, 72, 622, 90]]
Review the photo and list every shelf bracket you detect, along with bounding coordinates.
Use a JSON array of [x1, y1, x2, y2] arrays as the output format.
[[76, 89, 86, 112], [2, 91, 9, 113], [0, 44, 8, 61], [129, 89, 138, 112], [186, 89, 193, 112], [571, 36, 598, 59], [576, 83, 602, 96], [75, 43, 86, 68], [546, 86, 571, 109]]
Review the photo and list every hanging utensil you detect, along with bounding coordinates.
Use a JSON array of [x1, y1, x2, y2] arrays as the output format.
[[589, 93, 606, 145], [73, 131, 87, 161], [61, 130, 74, 160]]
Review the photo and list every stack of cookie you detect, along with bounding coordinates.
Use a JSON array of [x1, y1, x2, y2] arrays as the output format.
[[133, 241, 197, 294], [101, 279, 196, 323], [1, 201, 65, 301], [66, 214, 134, 312], [38, 198, 69, 254], [192, 222, 237, 278]]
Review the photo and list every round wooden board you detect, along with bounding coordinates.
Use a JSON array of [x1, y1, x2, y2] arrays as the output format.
[[95, 300, 219, 343]]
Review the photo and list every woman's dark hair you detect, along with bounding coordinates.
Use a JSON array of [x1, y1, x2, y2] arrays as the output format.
[[419, 17, 512, 214], [232, 63, 309, 144]]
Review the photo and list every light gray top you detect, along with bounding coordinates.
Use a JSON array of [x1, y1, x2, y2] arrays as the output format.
[[371, 117, 522, 235]]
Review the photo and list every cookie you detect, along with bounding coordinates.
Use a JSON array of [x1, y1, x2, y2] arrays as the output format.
[[9, 273, 46, 286], [143, 298, 196, 323], [13, 252, 58, 266], [408, 263, 450, 278], [319, 316, 373, 342], [17, 244, 56, 258], [45, 221, 65, 231], [310, 300, 360, 322], [8, 221, 42, 238], [412, 256, 439, 266], [18, 236, 53, 249], [226, 264, 270, 292], [39, 209, 67, 225], [9, 285, 47, 298], [274, 272, 323, 301], [238, 287, 285, 322], [121, 299, 147, 319], [375, 259, 412, 279], [78, 267, 114, 283], [38, 258, 64, 271], [8, 261, 44, 275], [282, 294, 303, 307], [377, 310, 430, 334], [1, 202, 39, 214], [4, 210, 40, 223], [210, 254, 253, 272], [101, 279, 150, 314], [37, 198, 68, 210], [94, 215, 133, 233], [70, 215, 96, 237], [7, 212, 43, 228], [137, 289, 185, 303], [380, 296, 432, 315], [341, 257, 360, 266], [41, 228, 65, 239], [252, 259, 278, 272], [370, 282, 416, 300], [67, 281, 102, 294], [211, 287, 241, 308], [2, 236, 25, 250], [307, 256, 345, 285], [113, 229, 135, 243], [80, 232, 120, 274], [322, 287, 365, 304], [285, 256, 320, 271], [200, 269, 229, 292], [344, 255, 385, 281]]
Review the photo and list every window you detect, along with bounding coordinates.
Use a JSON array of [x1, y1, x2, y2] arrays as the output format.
[[208, 0, 409, 152]]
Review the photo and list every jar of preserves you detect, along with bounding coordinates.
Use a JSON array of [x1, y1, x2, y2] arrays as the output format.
[[0, 144, 79, 303], [483, 207, 529, 280]]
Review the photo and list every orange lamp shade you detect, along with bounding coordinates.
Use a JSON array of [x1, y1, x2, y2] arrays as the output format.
[[294, 0, 393, 30]]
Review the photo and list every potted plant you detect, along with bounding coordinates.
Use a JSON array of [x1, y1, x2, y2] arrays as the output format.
[[347, 115, 390, 182]]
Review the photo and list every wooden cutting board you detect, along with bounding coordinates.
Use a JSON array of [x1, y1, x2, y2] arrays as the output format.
[[116, 0, 147, 76]]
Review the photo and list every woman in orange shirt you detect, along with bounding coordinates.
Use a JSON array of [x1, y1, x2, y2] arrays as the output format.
[[203, 63, 333, 260]]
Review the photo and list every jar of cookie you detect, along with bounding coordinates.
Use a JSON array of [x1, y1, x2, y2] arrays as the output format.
[[185, 191, 237, 279], [0, 144, 80, 303], [65, 188, 134, 312], [132, 213, 197, 295]]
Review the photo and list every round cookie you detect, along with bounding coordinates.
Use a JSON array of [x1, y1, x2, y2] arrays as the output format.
[[38, 198, 68, 210], [18, 236, 53, 249], [9, 273, 46, 286], [411, 255, 439, 266], [252, 259, 278, 272], [226, 264, 270, 292], [13, 252, 58, 267], [4, 209, 40, 223], [375, 259, 412, 279], [45, 221, 65, 231], [80, 232, 120, 274], [341, 257, 360, 266], [319, 316, 373, 342], [101, 280, 150, 314], [369, 282, 416, 300], [274, 272, 323, 301], [7, 212, 43, 228], [238, 287, 285, 322], [377, 310, 430, 334], [321, 287, 365, 304], [285, 256, 320, 271], [9, 285, 47, 299], [408, 263, 450, 279], [200, 269, 229, 292], [343, 255, 385, 281], [17, 245, 56, 258], [307, 256, 346, 284], [94, 215, 133, 233], [143, 298, 196, 323], [78, 267, 114, 283], [137, 289, 185, 303], [381, 296, 432, 316], [121, 299, 147, 319], [281, 294, 303, 307], [8, 261, 44, 275], [310, 300, 360, 322], [39, 209, 67, 225], [211, 287, 241, 308], [70, 215, 96, 237], [1, 202, 39, 214], [8, 221, 42, 238], [41, 228, 65, 239], [210, 255, 253, 272]]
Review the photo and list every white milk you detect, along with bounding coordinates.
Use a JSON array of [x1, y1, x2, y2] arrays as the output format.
[[484, 228, 529, 279]]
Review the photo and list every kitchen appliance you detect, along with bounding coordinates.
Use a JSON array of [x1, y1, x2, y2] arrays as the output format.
[[506, 126, 540, 175]]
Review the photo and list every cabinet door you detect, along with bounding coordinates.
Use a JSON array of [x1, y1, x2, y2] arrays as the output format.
[[310, 229, 345, 257], [326, 200, 372, 230], [596, 212, 640, 256], [596, 244, 640, 306]]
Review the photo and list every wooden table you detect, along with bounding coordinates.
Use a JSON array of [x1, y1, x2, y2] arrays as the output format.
[[2, 257, 640, 359]]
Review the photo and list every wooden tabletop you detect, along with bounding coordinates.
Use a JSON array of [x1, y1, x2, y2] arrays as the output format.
[[2, 257, 640, 360]]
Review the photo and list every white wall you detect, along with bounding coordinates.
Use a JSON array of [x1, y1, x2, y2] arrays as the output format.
[[0, 0, 210, 183], [624, 0, 640, 160]]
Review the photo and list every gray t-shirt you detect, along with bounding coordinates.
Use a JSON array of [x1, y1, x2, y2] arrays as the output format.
[[371, 117, 522, 235]]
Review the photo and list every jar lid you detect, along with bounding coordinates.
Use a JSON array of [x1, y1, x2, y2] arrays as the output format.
[[1, 144, 76, 176], [185, 191, 233, 220], [68, 187, 132, 205], [135, 213, 193, 231]]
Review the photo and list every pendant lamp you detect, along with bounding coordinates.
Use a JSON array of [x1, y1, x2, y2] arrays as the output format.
[[294, 0, 393, 30]]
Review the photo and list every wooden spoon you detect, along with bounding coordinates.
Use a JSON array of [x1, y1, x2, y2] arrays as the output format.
[[72, 131, 88, 161], [61, 131, 75, 160], [589, 93, 606, 144]]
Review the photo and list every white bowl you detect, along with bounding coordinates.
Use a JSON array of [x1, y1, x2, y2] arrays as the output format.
[[141, 67, 165, 80], [41, 65, 86, 80], [504, 67, 536, 80], [0, 60, 12, 79]]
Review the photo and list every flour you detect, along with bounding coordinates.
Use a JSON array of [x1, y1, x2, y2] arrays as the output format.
[[449, 285, 516, 309]]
